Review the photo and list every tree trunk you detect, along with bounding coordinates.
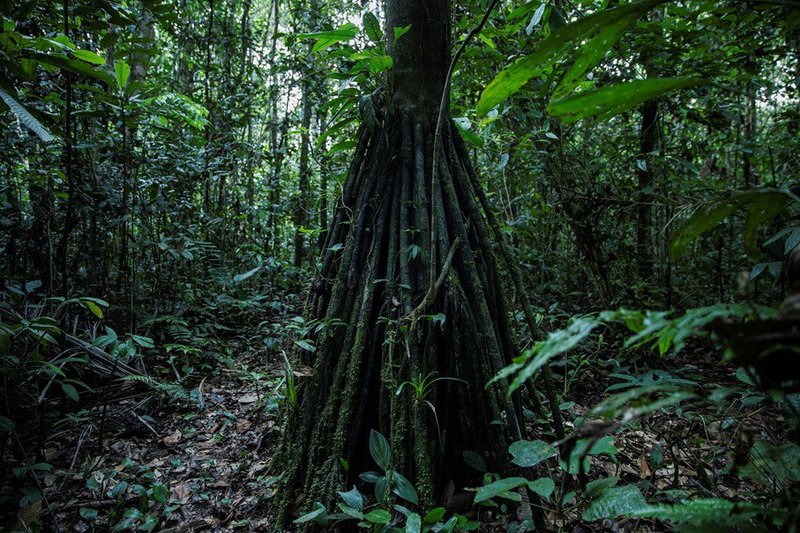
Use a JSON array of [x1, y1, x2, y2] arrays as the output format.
[[275, 0, 531, 523], [317, 111, 329, 252], [265, 0, 282, 254], [57, 0, 75, 297], [636, 98, 657, 281], [743, 81, 756, 188], [293, 46, 314, 268]]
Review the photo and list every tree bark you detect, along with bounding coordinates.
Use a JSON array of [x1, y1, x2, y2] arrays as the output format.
[[743, 81, 756, 188], [636, 98, 657, 281], [294, 44, 314, 268], [275, 0, 533, 524]]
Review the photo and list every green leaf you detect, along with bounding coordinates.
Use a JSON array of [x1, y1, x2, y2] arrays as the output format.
[[364, 509, 391, 524], [233, 266, 261, 282], [294, 339, 316, 352], [582, 485, 647, 522], [61, 382, 79, 401], [785, 229, 800, 254], [509, 439, 557, 467], [139, 514, 158, 532], [299, 23, 358, 53], [294, 502, 328, 524], [350, 51, 393, 75], [526, 3, 547, 35], [669, 189, 793, 260], [151, 482, 168, 503], [393, 24, 412, 41], [0, 87, 55, 142], [329, 139, 357, 154], [406, 513, 422, 533], [339, 486, 364, 510], [79, 507, 98, 521], [319, 115, 357, 145], [115, 60, 131, 89], [552, 2, 661, 99], [561, 436, 617, 474], [337, 503, 364, 519], [109, 480, 128, 499], [392, 472, 418, 504], [23, 51, 114, 85], [527, 477, 555, 499], [477, 0, 666, 115], [740, 441, 800, 485], [83, 300, 103, 318], [629, 498, 786, 528], [743, 191, 790, 255], [495, 315, 604, 394], [363, 12, 382, 42], [73, 49, 106, 65], [547, 77, 704, 123], [360, 471, 381, 483], [375, 476, 389, 502], [462, 450, 487, 472], [423, 507, 446, 524], [457, 126, 484, 148], [369, 430, 391, 470], [474, 477, 528, 504], [130, 334, 155, 348], [584, 476, 620, 499]]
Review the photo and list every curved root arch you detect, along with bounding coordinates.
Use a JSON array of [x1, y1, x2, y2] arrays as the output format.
[[276, 108, 531, 521]]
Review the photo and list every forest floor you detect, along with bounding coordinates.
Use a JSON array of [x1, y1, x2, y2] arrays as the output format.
[[38, 341, 285, 531], [15, 314, 780, 532]]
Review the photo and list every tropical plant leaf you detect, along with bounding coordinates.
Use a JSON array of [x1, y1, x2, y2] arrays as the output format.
[[552, 2, 665, 99], [629, 498, 787, 528], [668, 189, 794, 260], [364, 508, 391, 524], [338, 486, 364, 510], [527, 477, 555, 499], [477, 0, 666, 115], [509, 439, 557, 467], [583, 485, 647, 521], [0, 86, 55, 142], [26, 52, 115, 86], [392, 471, 418, 504], [73, 49, 106, 65], [474, 477, 528, 503], [547, 77, 704, 123], [363, 12, 382, 42], [369, 430, 391, 470], [294, 502, 328, 524], [115, 60, 131, 89], [299, 23, 358, 53]]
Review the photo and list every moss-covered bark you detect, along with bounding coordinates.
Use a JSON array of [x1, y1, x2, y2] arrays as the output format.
[[274, 107, 538, 520], [273, 0, 551, 525]]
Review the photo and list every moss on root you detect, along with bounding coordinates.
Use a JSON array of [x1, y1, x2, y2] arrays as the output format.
[[273, 105, 558, 527]]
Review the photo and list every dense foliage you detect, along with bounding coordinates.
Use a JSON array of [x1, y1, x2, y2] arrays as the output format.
[[1, 0, 799, 530]]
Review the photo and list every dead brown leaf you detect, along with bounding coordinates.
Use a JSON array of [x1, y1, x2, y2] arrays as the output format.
[[637, 454, 651, 479], [163, 429, 182, 446]]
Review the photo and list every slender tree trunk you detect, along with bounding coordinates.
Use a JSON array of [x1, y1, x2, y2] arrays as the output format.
[[292, 1, 318, 268], [317, 111, 329, 252], [57, 0, 75, 297], [203, 0, 214, 213], [743, 81, 756, 188], [266, 0, 282, 253], [294, 70, 313, 268], [636, 98, 657, 281]]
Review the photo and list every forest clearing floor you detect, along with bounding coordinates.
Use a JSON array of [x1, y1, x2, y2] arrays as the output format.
[[17, 319, 782, 532]]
